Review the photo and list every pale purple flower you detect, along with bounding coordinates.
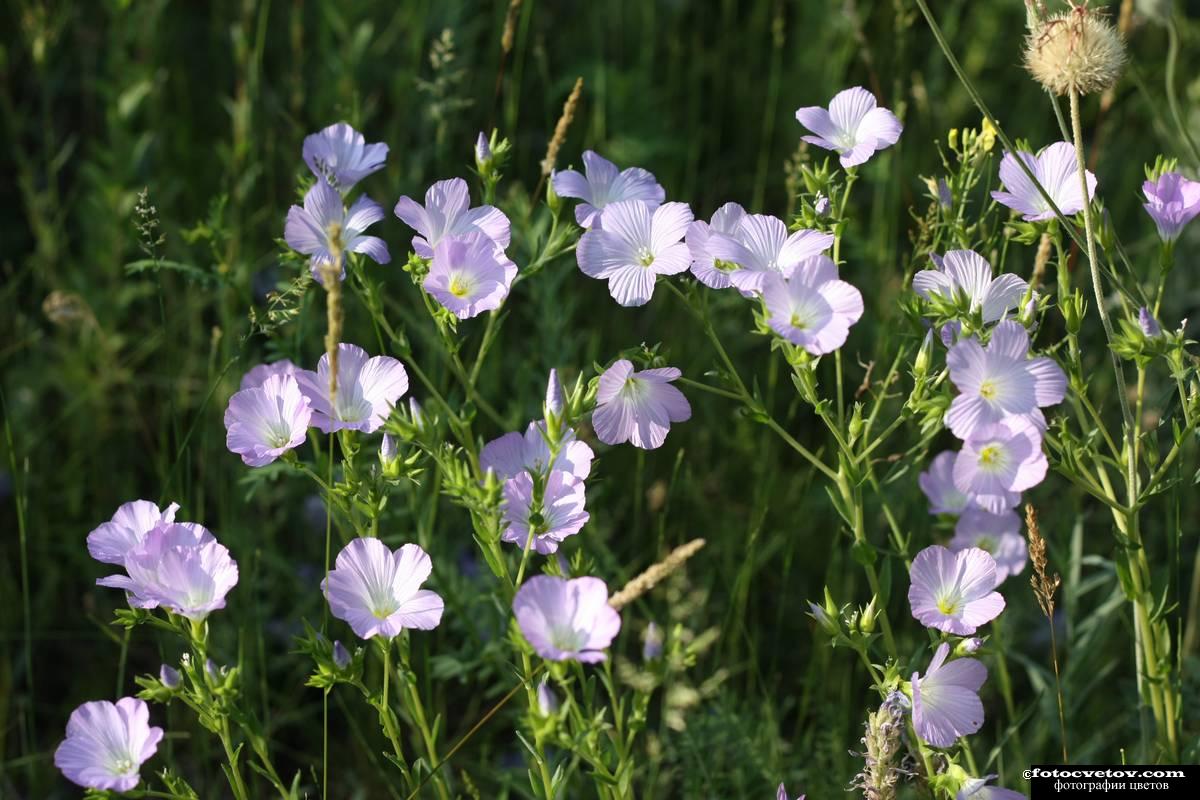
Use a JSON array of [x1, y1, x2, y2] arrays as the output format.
[[945, 321, 1066, 440], [303, 122, 388, 190], [284, 179, 391, 283], [951, 509, 1027, 583], [643, 621, 664, 660], [536, 677, 559, 714], [224, 373, 313, 467], [908, 545, 1005, 635], [706, 214, 835, 294], [500, 471, 589, 554], [159, 664, 181, 689], [295, 343, 409, 434], [513, 575, 621, 662], [1139, 307, 1162, 337], [777, 784, 805, 800], [1142, 172, 1200, 242], [87, 500, 180, 566], [424, 232, 518, 319], [322, 537, 444, 640], [912, 250, 1028, 324], [953, 417, 1048, 513], [958, 775, 1026, 800], [481, 422, 594, 481], [545, 368, 565, 417], [552, 150, 666, 228], [394, 177, 510, 259], [794, 86, 903, 168], [686, 202, 746, 289], [240, 359, 297, 390], [97, 522, 239, 621], [991, 142, 1096, 221], [332, 640, 352, 670], [919, 452, 972, 515], [763, 256, 863, 354], [912, 642, 988, 748], [54, 698, 163, 792], [593, 359, 691, 449], [576, 200, 693, 306]]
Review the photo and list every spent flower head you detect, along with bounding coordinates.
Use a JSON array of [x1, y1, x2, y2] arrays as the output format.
[[1025, 7, 1126, 96]]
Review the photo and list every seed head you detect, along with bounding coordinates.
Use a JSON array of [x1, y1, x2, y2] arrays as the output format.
[[1024, 5, 1126, 96]]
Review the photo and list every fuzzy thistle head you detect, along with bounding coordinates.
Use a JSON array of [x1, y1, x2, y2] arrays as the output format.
[[1024, 4, 1126, 96]]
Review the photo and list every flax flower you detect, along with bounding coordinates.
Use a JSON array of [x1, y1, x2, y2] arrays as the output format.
[[552, 150, 665, 228], [54, 698, 163, 792], [394, 177, 510, 258], [592, 359, 691, 449], [513, 575, 621, 662], [991, 142, 1096, 222], [794, 86, 903, 168], [912, 642, 988, 748], [322, 537, 444, 640], [908, 545, 1005, 635], [295, 343, 409, 434], [576, 200, 693, 306], [762, 256, 863, 355]]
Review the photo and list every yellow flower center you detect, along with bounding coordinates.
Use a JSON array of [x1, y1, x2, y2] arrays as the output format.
[[978, 444, 1001, 466], [449, 275, 470, 297], [979, 379, 997, 400]]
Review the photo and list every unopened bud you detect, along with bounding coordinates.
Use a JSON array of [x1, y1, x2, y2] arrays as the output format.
[[160, 664, 181, 689], [333, 640, 351, 670], [643, 622, 664, 660], [537, 677, 559, 715], [474, 131, 492, 171]]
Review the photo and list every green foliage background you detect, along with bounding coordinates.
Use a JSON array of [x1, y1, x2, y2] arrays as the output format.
[[2, 0, 1199, 797]]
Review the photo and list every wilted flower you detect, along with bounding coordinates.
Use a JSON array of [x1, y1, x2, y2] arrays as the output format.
[[97, 522, 239, 621], [951, 509, 1028, 583], [424, 231, 518, 319], [322, 537, 444, 640], [794, 86, 903, 168], [991, 142, 1096, 221], [500, 471, 589, 554], [240, 359, 297, 390], [1142, 172, 1200, 242], [945, 321, 1066, 440], [912, 642, 988, 748], [224, 373, 313, 467], [576, 200, 693, 306], [284, 179, 391, 283], [953, 417, 1048, 513], [762, 256, 863, 355], [552, 150, 665, 228], [592, 359, 691, 449], [295, 343, 409, 434], [513, 575, 622, 662], [686, 202, 747, 290], [87, 500, 181, 566], [912, 250, 1029, 324], [481, 422, 594, 481], [707, 213, 834, 294], [918, 451, 973, 515], [303, 122, 388, 191], [394, 177, 510, 258], [54, 698, 163, 792], [908, 545, 1005, 635]]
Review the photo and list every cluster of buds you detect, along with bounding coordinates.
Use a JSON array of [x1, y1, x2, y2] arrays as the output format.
[[807, 587, 879, 648]]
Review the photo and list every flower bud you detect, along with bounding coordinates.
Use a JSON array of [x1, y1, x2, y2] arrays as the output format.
[[545, 368, 564, 417], [642, 622, 664, 660], [380, 433, 401, 478], [858, 597, 877, 634], [536, 677, 559, 715], [956, 637, 984, 656], [546, 177, 561, 215], [160, 664, 181, 689], [206, 658, 222, 683], [333, 640, 351, 670], [913, 329, 934, 379], [1139, 307, 1162, 338], [813, 193, 831, 217], [474, 131, 492, 172]]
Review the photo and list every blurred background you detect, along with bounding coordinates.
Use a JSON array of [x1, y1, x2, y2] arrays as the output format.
[[2, 0, 1199, 796]]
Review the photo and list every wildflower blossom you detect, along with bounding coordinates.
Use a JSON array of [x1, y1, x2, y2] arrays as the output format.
[[991, 142, 1096, 221], [951, 509, 1027, 583], [481, 422, 594, 481], [284, 179, 390, 283], [958, 774, 1026, 800], [908, 545, 1005, 635], [87, 500, 180, 566], [686, 202, 746, 290], [1142, 172, 1200, 242], [912, 642, 988, 748], [552, 150, 665, 228], [394, 177, 510, 258], [424, 231, 518, 319], [762, 256, 863, 355], [500, 471, 589, 554], [919, 452, 972, 515], [322, 537, 444, 640], [953, 417, 1048, 513], [240, 359, 297, 390], [97, 522, 239, 621], [912, 250, 1029, 324], [303, 122, 388, 190], [224, 373, 313, 467], [513, 575, 621, 662], [592, 359, 691, 449], [295, 343, 409, 434], [706, 214, 834, 294], [54, 698, 163, 792], [794, 86, 903, 168], [945, 321, 1066, 440], [576, 200, 693, 306]]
